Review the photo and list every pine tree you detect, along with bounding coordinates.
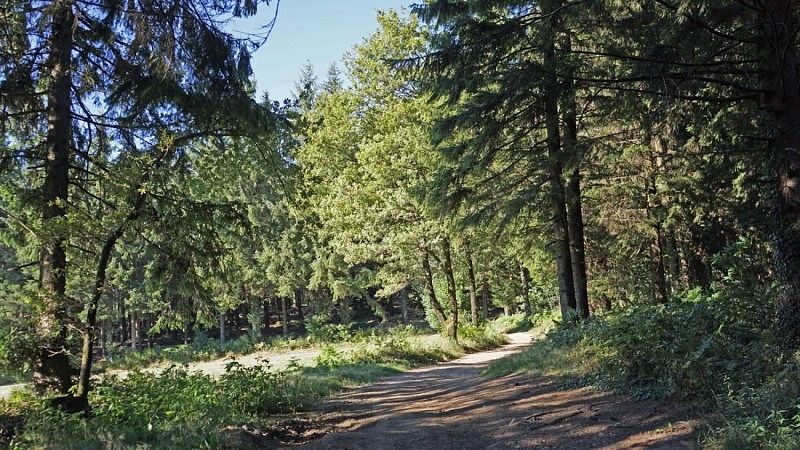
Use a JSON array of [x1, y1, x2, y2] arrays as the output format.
[[0, 0, 277, 403]]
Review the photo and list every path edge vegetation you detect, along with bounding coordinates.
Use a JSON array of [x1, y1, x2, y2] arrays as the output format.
[[0, 318, 518, 448], [485, 243, 797, 449]]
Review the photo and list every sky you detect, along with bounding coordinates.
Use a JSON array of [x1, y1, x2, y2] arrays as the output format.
[[234, 0, 414, 102]]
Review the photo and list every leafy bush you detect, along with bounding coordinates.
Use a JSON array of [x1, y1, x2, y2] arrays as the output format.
[[703, 361, 800, 449], [483, 318, 592, 380], [306, 320, 354, 343], [587, 238, 778, 399], [8, 361, 325, 449], [101, 333, 271, 371], [458, 323, 508, 350]]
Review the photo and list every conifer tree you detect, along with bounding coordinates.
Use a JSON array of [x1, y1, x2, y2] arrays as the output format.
[[0, 0, 277, 403]]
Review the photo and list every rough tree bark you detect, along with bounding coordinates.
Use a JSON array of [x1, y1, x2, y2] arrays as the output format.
[[652, 223, 668, 305], [263, 295, 270, 330], [295, 289, 305, 323], [481, 276, 490, 320], [520, 263, 532, 317], [442, 237, 459, 341], [400, 285, 409, 325], [281, 297, 289, 336], [562, 33, 589, 319], [464, 239, 479, 326], [422, 250, 448, 327], [542, 2, 577, 321], [219, 311, 226, 344], [566, 169, 589, 317], [34, 1, 75, 395]]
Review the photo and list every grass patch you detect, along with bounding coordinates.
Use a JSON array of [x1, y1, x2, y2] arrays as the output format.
[[483, 318, 594, 380]]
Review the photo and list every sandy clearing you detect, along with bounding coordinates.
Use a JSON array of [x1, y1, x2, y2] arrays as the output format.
[[0, 345, 327, 399]]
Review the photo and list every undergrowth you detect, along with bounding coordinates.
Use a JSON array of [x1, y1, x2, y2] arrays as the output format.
[[98, 325, 383, 372], [485, 238, 799, 449], [2, 319, 509, 449]]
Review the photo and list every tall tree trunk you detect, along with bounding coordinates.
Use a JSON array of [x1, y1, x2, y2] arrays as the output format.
[[442, 237, 459, 341], [119, 296, 127, 345], [281, 297, 289, 336], [520, 263, 532, 317], [566, 169, 589, 317], [664, 229, 681, 293], [548, 106, 576, 322], [73, 137, 159, 406], [262, 295, 270, 330], [219, 311, 226, 344], [760, 1, 800, 349], [422, 250, 448, 326], [75, 233, 122, 405], [99, 321, 105, 358], [295, 289, 305, 323], [146, 315, 153, 348], [562, 33, 589, 319], [686, 236, 711, 290], [542, 5, 577, 321], [400, 285, 409, 325], [464, 239, 479, 326], [34, 2, 75, 395], [130, 313, 138, 350], [481, 276, 490, 319], [652, 224, 668, 305]]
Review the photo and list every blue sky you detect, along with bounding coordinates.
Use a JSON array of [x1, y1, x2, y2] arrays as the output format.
[[235, 0, 414, 102]]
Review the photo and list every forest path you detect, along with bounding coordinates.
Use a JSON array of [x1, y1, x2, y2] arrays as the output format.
[[281, 332, 701, 450]]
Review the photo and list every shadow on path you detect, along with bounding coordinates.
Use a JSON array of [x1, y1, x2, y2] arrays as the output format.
[[279, 333, 701, 450]]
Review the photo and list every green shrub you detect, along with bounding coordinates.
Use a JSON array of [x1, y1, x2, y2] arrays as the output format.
[[483, 319, 591, 379], [703, 361, 800, 449], [588, 296, 778, 399], [490, 313, 534, 334], [306, 321, 354, 343]]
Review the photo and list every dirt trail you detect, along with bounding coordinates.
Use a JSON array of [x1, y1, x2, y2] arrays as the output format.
[[284, 333, 701, 450]]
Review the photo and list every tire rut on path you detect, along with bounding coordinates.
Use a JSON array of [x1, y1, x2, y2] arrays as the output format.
[[288, 333, 701, 450]]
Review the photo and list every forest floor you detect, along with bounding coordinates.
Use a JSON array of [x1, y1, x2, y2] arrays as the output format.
[[261, 333, 703, 450]]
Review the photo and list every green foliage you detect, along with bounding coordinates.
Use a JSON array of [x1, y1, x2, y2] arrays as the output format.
[[589, 300, 777, 399], [482, 319, 592, 380], [101, 334, 273, 371], [489, 313, 535, 334], [305, 319, 354, 343], [588, 238, 778, 399], [0, 287, 38, 377], [487, 238, 793, 448], [702, 361, 800, 449], [8, 362, 321, 449], [5, 325, 508, 448]]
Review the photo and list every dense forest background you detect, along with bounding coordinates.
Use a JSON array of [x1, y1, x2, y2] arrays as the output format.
[[2, 0, 800, 448]]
